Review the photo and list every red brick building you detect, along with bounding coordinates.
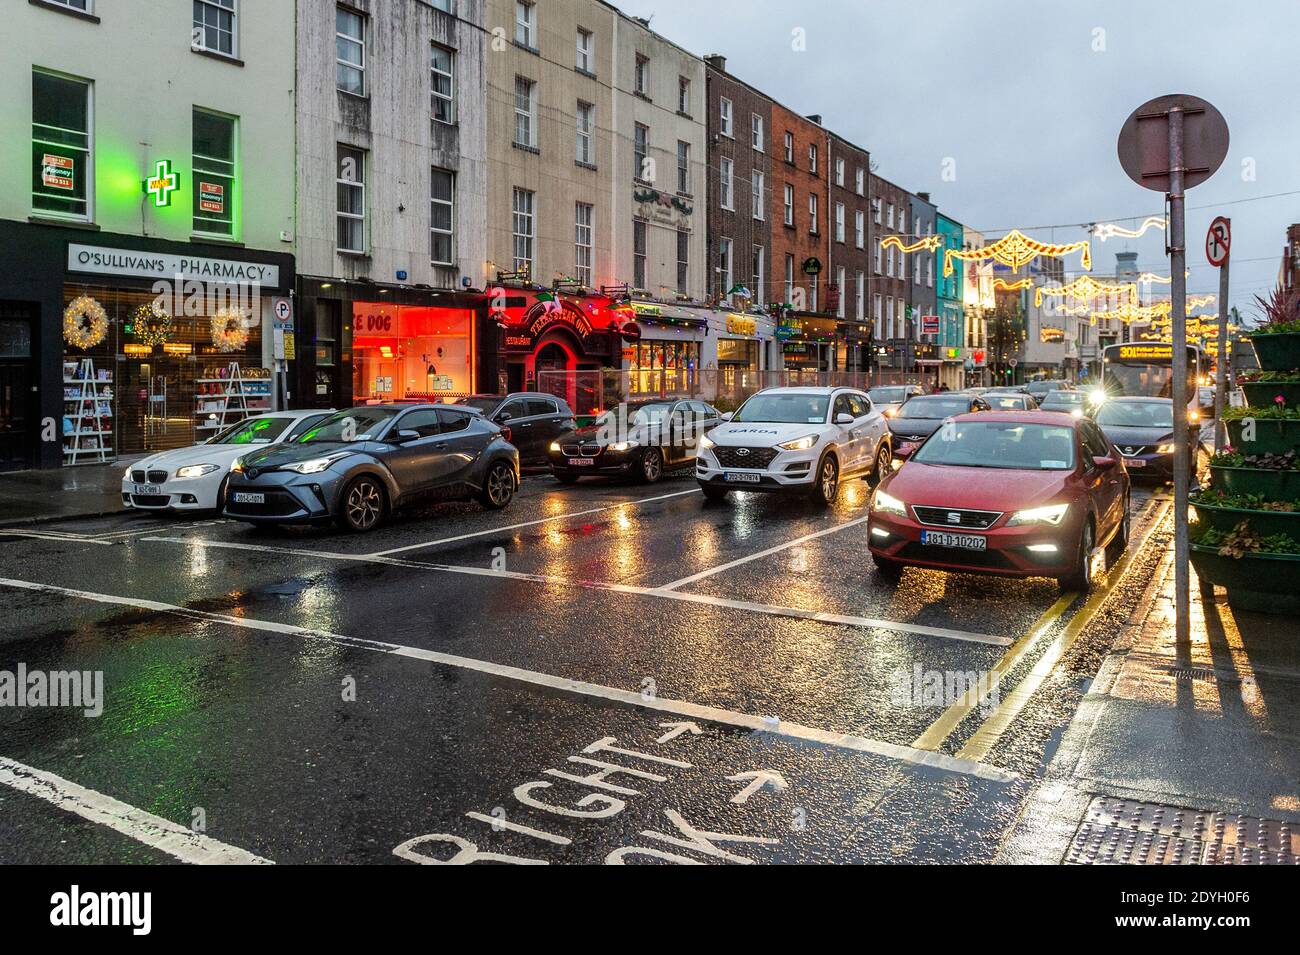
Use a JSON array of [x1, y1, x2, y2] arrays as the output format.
[[829, 133, 873, 370]]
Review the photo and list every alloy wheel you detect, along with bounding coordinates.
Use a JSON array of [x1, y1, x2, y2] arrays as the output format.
[[346, 480, 383, 531], [487, 464, 514, 507], [819, 457, 839, 503], [642, 449, 662, 482]]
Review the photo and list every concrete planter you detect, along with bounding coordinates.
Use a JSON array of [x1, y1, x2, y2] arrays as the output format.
[[1210, 464, 1300, 498], [1246, 332, 1300, 372], [1224, 417, 1300, 456], [1190, 544, 1300, 615]]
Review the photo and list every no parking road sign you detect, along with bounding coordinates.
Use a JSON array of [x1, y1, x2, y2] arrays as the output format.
[[1206, 216, 1231, 267]]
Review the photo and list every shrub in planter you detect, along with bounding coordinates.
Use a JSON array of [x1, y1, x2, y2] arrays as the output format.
[[1222, 403, 1300, 454], [1238, 370, 1300, 409], [1190, 488, 1300, 536], [1208, 448, 1300, 497], [1247, 286, 1300, 369]]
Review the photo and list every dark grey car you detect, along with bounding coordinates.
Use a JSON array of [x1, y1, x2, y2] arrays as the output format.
[[454, 392, 577, 467], [223, 405, 520, 532]]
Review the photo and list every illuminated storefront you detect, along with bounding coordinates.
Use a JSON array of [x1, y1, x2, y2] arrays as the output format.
[[351, 301, 476, 402]]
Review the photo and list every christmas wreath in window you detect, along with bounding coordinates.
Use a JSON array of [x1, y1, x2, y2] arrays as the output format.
[[133, 301, 173, 347], [211, 307, 251, 352], [63, 295, 109, 349]]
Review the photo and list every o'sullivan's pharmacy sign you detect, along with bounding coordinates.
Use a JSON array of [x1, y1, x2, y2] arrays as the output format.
[[67, 243, 280, 287]]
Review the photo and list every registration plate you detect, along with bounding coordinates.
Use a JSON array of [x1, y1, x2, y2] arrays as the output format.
[[132, 484, 162, 495], [898, 442, 917, 454], [921, 530, 986, 551], [724, 472, 761, 483], [566, 457, 594, 466], [232, 492, 265, 504], [1126, 459, 1146, 468]]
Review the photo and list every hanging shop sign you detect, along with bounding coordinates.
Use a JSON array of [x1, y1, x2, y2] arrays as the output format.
[[619, 321, 642, 343], [502, 301, 609, 352], [630, 301, 662, 318], [802, 257, 822, 275], [725, 314, 757, 336], [920, 314, 941, 336], [42, 154, 75, 192], [143, 159, 180, 207], [67, 243, 280, 287]]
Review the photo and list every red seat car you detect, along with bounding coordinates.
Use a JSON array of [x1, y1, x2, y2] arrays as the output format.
[[867, 412, 1130, 591]]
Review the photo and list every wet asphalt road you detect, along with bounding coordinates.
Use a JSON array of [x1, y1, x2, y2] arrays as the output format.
[[0, 468, 1167, 864]]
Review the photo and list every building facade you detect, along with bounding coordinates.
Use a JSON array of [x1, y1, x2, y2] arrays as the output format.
[[961, 228, 993, 386], [868, 174, 913, 377], [935, 212, 965, 389], [1, 0, 296, 471], [905, 191, 938, 376], [828, 134, 873, 372]]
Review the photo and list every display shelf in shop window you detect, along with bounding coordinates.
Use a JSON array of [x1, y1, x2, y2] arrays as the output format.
[[62, 357, 115, 465], [194, 362, 273, 432]]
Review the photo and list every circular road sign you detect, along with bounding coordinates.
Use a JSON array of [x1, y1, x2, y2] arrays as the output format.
[[1206, 216, 1231, 267], [1117, 94, 1229, 193]]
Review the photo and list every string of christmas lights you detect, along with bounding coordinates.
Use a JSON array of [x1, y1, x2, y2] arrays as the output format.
[[943, 229, 1090, 277], [1034, 275, 1137, 307]]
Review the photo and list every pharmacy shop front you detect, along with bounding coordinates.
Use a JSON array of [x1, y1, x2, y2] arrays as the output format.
[[0, 223, 294, 469]]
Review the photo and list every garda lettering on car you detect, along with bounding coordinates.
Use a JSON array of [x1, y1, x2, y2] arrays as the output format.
[[725, 428, 780, 435]]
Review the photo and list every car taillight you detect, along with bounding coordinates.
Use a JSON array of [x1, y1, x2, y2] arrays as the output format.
[[501, 426, 512, 443]]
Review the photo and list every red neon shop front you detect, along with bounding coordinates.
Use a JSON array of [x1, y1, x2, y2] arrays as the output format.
[[351, 301, 477, 403], [486, 293, 632, 414]]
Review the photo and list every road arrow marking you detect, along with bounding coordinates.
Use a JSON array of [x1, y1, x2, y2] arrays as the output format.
[[726, 770, 789, 804], [657, 721, 702, 743]]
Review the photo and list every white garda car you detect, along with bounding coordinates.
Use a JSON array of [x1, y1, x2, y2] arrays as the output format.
[[122, 409, 335, 513], [696, 387, 891, 505]]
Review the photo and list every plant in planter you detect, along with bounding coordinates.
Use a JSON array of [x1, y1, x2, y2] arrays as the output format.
[[1245, 285, 1300, 368], [1222, 401, 1300, 454], [1237, 369, 1300, 408]]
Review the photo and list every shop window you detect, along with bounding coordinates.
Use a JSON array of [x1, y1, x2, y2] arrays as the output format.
[[430, 167, 454, 266], [32, 69, 91, 219], [337, 144, 366, 253], [336, 6, 366, 95], [431, 44, 455, 125], [628, 340, 701, 397], [351, 302, 475, 403], [192, 108, 237, 237], [193, 0, 236, 57]]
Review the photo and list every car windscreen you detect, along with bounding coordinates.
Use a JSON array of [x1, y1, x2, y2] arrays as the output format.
[[897, 397, 970, 419], [209, 417, 294, 445], [732, 394, 830, 424], [297, 408, 400, 443], [1095, 401, 1174, 429], [456, 397, 501, 414], [986, 396, 1027, 410], [1041, 392, 1085, 406], [595, 403, 673, 428], [911, 421, 1077, 471], [868, 387, 908, 404]]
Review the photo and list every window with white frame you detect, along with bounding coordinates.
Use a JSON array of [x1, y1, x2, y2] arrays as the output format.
[[32, 69, 92, 219], [678, 76, 690, 114], [576, 101, 594, 164], [783, 183, 793, 226], [512, 187, 534, 275], [193, 0, 236, 57], [886, 246, 894, 278], [336, 144, 365, 252], [872, 196, 881, 224], [752, 245, 765, 306], [810, 274, 818, 312], [719, 97, 733, 137], [676, 229, 689, 295], [752, 170, 764, 221], [834, 202, 845, 242], [856, 271, 865, 321], [913, 249, 921, 284], [808, 194, 817, 233], [633, 218, 647, 288], [718, 237, 733, 298], [887, 203, 895, 229], [897, 207, 906, 235], [633, 123, 649, 180], [835, 158, 844, 187], [677, 140, 690, 193], [873, 238, 882, 273], [431, 44, 454, 125], [46, 0, 92, 11], [751, 113, 763, 152], [886, 297, 894, 337], [514, 76, 535, 147], [926, 255, 934, 287], [192, 108, 236, 236], [515, 1, 535, 47], [430, 167, 454, 265], [855, 167, 864, 195], [785, 254, 795, 303], [576, 28, 592, 72], [336, 7, 366, 96], [808, 143, 817, 173], [575, 202, 593, 285], [634, 54, 649, 95], [855, 209, 865, 249], [783, 131, 793, 163], [873, 293, 882, 333], [836, 266, 845, 318], [719, 157, 733, 210]]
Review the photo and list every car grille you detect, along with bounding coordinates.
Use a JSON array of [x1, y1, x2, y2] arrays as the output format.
[[899, 542, 1014, 570], [912, 506, 1004, 529], [560, 442, 603, 457], [223, 490, 304, 517], [131, 469, 168, 483], [712, 446, 778, 469], [1117, 445, 1147, 457], [130, 494, 170, 507]]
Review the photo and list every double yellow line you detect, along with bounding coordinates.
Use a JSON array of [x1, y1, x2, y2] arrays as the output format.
[[911, 495, 1172, 760]]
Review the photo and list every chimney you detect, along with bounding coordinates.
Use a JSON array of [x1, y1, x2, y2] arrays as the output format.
[[917, 192, 931, 203], [704, 54, 726, 72], [805, 114, 822, 125]]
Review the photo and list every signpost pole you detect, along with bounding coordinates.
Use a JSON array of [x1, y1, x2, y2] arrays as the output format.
[[1214, 226, 1230, 451], [1167, 108, 1191, 647]]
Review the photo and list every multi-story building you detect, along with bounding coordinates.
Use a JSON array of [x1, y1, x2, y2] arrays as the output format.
[[961, 228, 994, 386], [1282, 223, 1300, 293], [868, 174, 913, 378], [295, 0, 489, 409], [828, 134, 873, 372], [1, 0, 296, 471], [935, 212, 965, 389], [769, 103, 832, 371], [905, 191, 938, 375]]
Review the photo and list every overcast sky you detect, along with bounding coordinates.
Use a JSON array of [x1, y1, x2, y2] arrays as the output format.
[[620, 0, 1297, 317]]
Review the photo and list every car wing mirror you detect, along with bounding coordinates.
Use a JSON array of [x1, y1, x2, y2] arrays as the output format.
[[391, 429, 421, 444], [496, 412, 512, 423], [1093, 455, 1117, 469], [720, 411, 734, 421], [835, 413, 855, 425]]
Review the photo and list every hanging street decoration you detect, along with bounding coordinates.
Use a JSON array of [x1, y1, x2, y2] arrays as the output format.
[[992, 277, 1033, 292], [63, 295, 109, 350], [1092, 216, 1167, 241], [1034, 275, 1137, 307], [143, 159, 180, 208], [132, 301, 173, 346], [881, 234, 943, 254], [943, 229, 1090, 277], [1090, 301, 1171, 324]]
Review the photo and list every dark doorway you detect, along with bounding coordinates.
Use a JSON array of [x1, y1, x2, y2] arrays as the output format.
[[0, 306, 37, 472]]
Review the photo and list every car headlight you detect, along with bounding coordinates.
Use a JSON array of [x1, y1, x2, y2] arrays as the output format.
[[883, 407, 897, 418], [1008, 502, 1070, 526], [777, 434, 818, 452], [230, 458, 245, 473], [549, 440, 561, 452], [283, 453, 349, 474], [175, 464, 221, 479], [122, 466, 134, 481], [1157, 443, 1175, 454], [872, 489, 907, 517], [698, 435, 715, 450], [609, 440, 640, 452]]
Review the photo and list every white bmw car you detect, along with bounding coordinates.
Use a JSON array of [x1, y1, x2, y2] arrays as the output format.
[[122, 409, 335, 513], [696, 387, 891, 505]]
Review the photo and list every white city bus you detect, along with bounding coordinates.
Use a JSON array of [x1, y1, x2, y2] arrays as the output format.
[[1100, 342, 1203, 417]]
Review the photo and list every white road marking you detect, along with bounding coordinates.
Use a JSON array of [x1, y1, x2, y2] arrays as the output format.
[[141, 535, 1011, 645], [0, 577, 1017, 783], [0, 531, 113, 545], [653, 517, 870, 592], [364, 487, 701, 557], [0, 755, 272, 865], [726, 770, 789, 804]]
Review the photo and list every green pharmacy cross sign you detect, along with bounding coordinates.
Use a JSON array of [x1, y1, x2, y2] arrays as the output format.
[[143, 159, 180, 207]]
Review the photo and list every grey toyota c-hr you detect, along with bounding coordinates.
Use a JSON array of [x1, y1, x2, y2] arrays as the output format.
[[222, 404, 520, 532]]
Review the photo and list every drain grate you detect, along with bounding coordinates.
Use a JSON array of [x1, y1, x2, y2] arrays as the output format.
[[1067, 796, 1299, 865]]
